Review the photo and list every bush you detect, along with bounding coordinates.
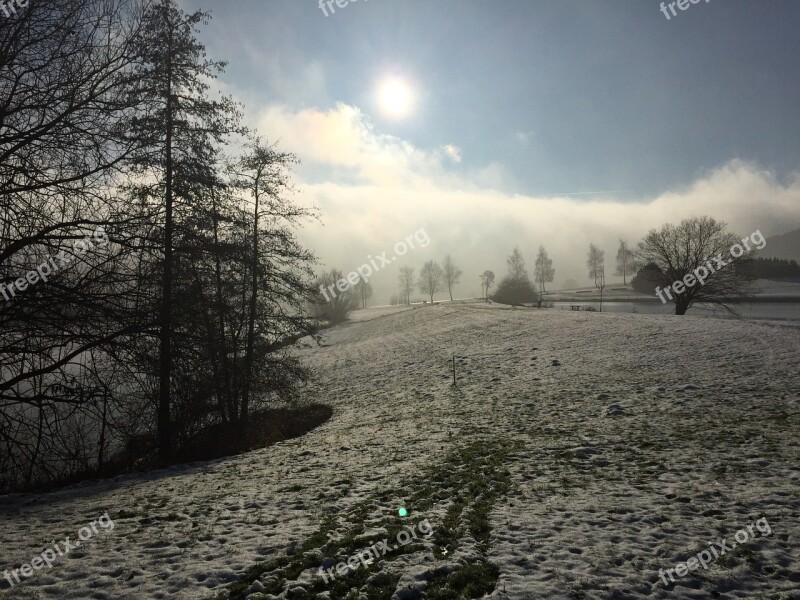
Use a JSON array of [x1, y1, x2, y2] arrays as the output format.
[[309, 269, 360, 324], [631, 263, 663, 294], [491, 276, 539, 305]]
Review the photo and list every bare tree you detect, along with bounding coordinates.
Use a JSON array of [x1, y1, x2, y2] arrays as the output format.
[[615, 239, 636, 285], [587, 244, 605, 288], [0, 0, 158, 489], [0, 0, 147, 201], [231, 138, 302, 430], [534, 245, 555, 294], [480, 270, 495, 299], [597, 266, 606, 311], [637, 216, 755, 315], [507, 247, 528, 280], [129, 0, 243, 458], [398, 266, 415, 305], [0, 0, 153, 398], [418, 260, 444, 303], [354, 276, 373, 309], [442, 254, 462, 301]]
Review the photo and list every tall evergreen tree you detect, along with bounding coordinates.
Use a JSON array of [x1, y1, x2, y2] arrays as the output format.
[[129, 0, 241, 459]]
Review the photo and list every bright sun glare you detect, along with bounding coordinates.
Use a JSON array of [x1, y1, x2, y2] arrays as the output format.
[[378, 79, 413, 118]]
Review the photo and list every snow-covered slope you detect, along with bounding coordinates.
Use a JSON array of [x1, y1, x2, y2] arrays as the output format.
[[1, 303, 798, 599]]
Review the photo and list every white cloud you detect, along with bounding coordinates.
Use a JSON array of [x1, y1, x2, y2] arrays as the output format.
[[255, 103, 459, 189], [250, 103, 800, 298], [515, 130, 534, 144], [442, 144, 462, 163]]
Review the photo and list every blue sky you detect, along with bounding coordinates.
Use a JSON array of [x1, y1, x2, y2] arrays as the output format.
[[183, 0, 800, 297], [192, 0, 800, 196]]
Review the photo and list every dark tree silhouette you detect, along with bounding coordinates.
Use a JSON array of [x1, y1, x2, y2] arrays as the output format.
[[637, 216, 755, 315], [418, 260, 444, 303], [615, 240, 636, 285], [442, 254, 462, 301], [129, 0, 242, 458], [492, 248, 537, 305], [480, 270, 495, 299], [534, 245, 555, 294], [398, 266, 414, 305], [587, 244, 604, 288]]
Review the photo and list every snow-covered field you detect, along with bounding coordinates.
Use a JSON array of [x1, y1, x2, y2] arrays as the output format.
[[1, 302, 799, 599]]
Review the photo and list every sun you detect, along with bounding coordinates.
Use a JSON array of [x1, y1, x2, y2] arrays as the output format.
[[377, 79, 413, 118]]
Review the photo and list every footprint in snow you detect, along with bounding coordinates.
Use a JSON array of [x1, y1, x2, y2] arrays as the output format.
[[605, 404, 627, 417]]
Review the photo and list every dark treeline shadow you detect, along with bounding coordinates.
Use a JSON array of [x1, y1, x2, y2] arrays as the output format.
[[0, 0, 321, 493]]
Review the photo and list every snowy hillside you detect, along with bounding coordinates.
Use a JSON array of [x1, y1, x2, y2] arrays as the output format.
[[1, 303, 798, 599]]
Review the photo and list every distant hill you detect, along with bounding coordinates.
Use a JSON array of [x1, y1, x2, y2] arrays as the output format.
[[758, 227, 800, 262]]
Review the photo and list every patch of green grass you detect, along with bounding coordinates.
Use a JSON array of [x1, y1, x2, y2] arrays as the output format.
[[0, 590, 43, 600], [716, 544, 760, 570], [425, 561, 501, 600], [281, 484, 305, 493], [215, 437, 520, 600]]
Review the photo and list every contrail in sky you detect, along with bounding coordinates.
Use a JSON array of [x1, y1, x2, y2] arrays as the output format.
[[542, 190, 628, 196]]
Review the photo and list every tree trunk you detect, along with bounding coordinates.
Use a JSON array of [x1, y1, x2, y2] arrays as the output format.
[[27, 401, 44, 484], [211, 191, 231, 423], [157, 18, 174, 461], [97, 392, 108, 471], [241, 171, 261, 431]]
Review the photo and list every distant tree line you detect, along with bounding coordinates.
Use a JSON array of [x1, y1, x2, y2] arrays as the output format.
[[479, 218, 760, 315], [633, 256, 798, 294], [741, 257, 800, 280], [307, 219, 764, 325]]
